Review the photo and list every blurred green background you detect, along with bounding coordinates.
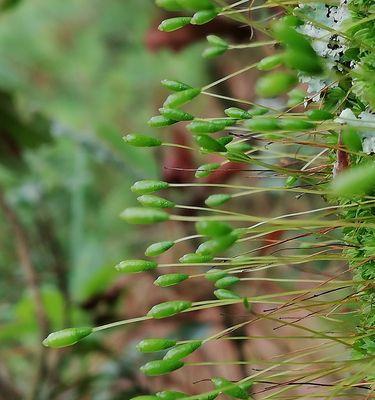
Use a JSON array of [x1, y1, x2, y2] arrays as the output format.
[[0, 1, 209, 398]]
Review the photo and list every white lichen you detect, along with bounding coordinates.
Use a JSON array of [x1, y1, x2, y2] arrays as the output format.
[[297, 0, 351, 100], [335, 108, 375, 153]]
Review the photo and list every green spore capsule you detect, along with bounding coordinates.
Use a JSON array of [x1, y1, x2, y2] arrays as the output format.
[[120, 207, 170, 224], [243, 297, 251, 311], [156, 391, 188, 400], [211, 377, 249, 399], [145, 241, 175, 257], [217, 135, 233, 146], [191, 9, 219, 25], [255, 72, 298, 98], [164, 88, 201, 108], [342, 127, 362, 152], [225, 141, 252, 153], [196, 232, 238, 256], [215, 276, 240, 289], [279, 118, 316, 131], [177, 0, 215, 10], [148, 115, 177, 128], [285, 175, 298, 187], [115, 259, 157, 274], [194, 134, 227, 153], [306, 109, 333, 121], [207, 35, 228, 47], [136, 338, 177, 353], [161, 79, 192, 92], [159, 107, 194, 121], [245, 117, 280, 131], [187, 119, 236, 133], [224, 107, 252, 119], [179, 253, 213, 263], [282, 15, 303, 27], [147, 300, 192, 319], [273, 21, 316, 55], [154, 273, 189, 287], [137, 195, 175, 209], [155, 0, 184, 11], [42, 327, 93, 348], [247, 106, 268, 117], [203, 46, 227, 58], [140, 359, 184, 376], [195, 220, 233, 237], [163, 341, 202, 360], [214, 289, 241, 300], [205, 193, 231, 207], [131, 180, 169, 195], [205, 268, 228, 282], [158, 17, 192, 32], [195, 394, 218, 400], [124, 134, 162, 147], [284, 50, 323, 75], [195, 162, 221, 178], [331, 162, 375, 197], [257, 54, 284, 71]]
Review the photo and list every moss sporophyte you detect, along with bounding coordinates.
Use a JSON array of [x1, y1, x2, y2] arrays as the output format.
[[43, 0, 375, 397]]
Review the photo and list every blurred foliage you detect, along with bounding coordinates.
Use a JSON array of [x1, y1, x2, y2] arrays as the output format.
[[0, 89, 52, 167], [0, 1, 208, 398]]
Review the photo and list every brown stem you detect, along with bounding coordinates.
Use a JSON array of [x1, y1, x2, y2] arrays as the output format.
[[35, 210, 71, 326], [0, 363, 22, 400]]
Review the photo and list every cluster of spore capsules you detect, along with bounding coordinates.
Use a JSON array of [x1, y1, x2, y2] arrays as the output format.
[[43, 0, 375, 398]]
